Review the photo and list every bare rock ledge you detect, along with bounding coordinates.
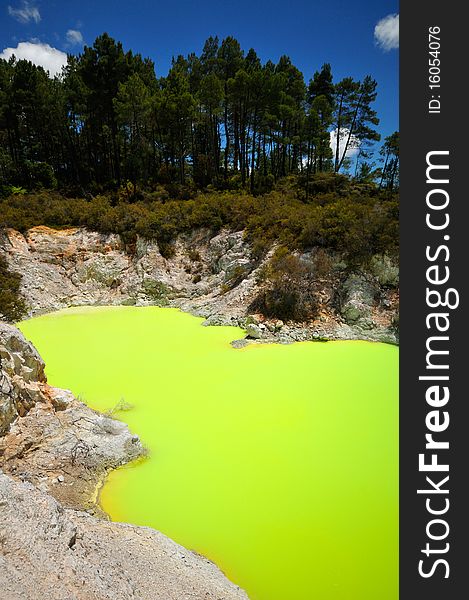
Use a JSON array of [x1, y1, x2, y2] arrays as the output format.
[[0, 473, 248, 600]]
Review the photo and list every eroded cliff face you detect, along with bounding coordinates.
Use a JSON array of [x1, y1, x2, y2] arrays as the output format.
[[0, 226, 260, 316], [0, 225, 399, 344], [0, 323, 248, 600], [0, 323, 46, 435]]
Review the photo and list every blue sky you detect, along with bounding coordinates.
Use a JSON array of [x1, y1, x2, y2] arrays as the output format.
[[1, 0, 399, 144]]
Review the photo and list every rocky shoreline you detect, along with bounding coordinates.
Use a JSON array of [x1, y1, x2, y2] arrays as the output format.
[[0, 472, 249, 600], [0, 225, 399, 345], [0, 325, 143, 514], [0, 224, 398, 598], [0, 322, 249, 600]]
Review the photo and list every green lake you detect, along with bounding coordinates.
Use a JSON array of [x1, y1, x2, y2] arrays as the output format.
[[19, 306, 398, 600]]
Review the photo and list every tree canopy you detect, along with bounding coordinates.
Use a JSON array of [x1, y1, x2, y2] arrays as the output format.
[[0, 33, 394, 195]]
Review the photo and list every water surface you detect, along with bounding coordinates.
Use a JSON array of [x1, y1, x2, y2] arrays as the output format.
[[19, 306, 398, 600]]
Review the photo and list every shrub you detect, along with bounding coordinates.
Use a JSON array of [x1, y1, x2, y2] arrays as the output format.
[[158, 240, 176, 259], [0, 184, 399, 268], [0, 255, 28, 322], [0, 185, 26, 198], [187, 249, 201, 262], [121, 296, 137, 306], [142, 279, 172, 304], [250, 247, 319, 321], [221, 265, 248, 294], [298, 172, 350, 198], [313, 248, 335, 279]]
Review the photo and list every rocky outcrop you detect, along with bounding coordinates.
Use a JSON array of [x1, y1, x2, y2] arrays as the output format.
[[0, 473, 248, 600], [0, 323, 143, 510], [0, 225, 399, 344], [0, 226, 260, 317], [0, 322, 47, 435], [339, 273, 378, 326], [0, 385, 143, 513], [0, 323, 248, 599]]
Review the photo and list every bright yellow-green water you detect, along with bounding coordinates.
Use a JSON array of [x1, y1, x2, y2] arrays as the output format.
[[19, 306, 398, 600]]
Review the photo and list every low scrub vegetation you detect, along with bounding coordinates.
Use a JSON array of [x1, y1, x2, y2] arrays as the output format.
[[0, 176, 398, 264], [0, 176, 398, 323], [250, 247, 320, 321], [0, 255, 27, 321]]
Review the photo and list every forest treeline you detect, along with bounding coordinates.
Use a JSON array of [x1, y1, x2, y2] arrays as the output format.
[[0, 33, 400, 322], [0, 33, 399, 194]]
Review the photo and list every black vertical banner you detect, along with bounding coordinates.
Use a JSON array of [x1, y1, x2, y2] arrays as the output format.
[[400, 2, 467, 598]]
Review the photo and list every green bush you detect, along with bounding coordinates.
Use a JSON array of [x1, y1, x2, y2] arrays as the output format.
[[297, 172, 351, 198], [142, 279, 172, 304], [187, 249, 201, 262], [221, 265, 248, 294], [0, 185, 27, 198], [250, 247, 319, 321], [0, 184, 399, 265], [0, 255, 28, 322]]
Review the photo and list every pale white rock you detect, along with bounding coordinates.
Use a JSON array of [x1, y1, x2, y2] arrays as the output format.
[[0, 473, 249, 600], [0, 225, 398, 344], [0, 322, 249, 599]]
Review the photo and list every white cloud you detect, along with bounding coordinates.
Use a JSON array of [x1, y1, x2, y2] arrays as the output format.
[[374, 14, 399, 51], [330, 128, 360, 162], [7, 1, 41, 24], [0, 42, 67, 77], [66, 29, 84, 46]]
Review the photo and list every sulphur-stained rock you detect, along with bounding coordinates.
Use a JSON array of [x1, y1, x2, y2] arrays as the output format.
[[208, 231, 249, 273], [0, 387, 144, 511], [0, 473, 249, 600], [0, 226, 258, 316], [0, 226, 140, 314], [370, 254, 400, 287], [245, 323, 263, 339], [0, 322, 46, 383], [0, 383, 16, 437]]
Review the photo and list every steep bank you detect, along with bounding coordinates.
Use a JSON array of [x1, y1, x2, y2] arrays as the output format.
[[0, 225, 398, 344], [0, 322, 248, 600]]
